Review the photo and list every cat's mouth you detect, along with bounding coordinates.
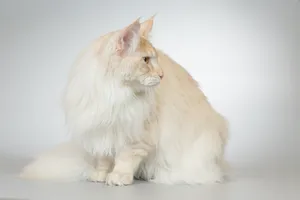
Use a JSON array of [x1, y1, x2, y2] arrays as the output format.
[[124, 78, 160, 90], [141, 76, 160, 87]]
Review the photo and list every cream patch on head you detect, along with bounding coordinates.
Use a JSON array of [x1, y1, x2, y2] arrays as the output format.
[[137, 37, 157, 57]]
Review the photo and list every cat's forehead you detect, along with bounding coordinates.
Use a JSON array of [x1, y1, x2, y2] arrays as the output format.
[[137, 37, 157, 57]]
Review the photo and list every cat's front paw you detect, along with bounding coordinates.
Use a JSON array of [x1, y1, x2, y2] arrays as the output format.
[[87, 170, 108, 182], [105, 171, 133, 186]]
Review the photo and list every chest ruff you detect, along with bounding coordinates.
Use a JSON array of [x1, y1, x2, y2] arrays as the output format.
[[71, 93, 155, 156]]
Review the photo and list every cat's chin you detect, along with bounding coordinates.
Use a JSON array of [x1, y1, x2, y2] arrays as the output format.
[[129, 82, 158, 96], [133, 84, 158, 92]]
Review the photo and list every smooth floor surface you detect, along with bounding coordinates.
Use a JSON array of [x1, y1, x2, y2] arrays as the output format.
[[0, 155, 299, 200]]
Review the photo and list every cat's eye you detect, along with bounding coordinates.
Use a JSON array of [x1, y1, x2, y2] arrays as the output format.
[[143, 57, 150, 64]]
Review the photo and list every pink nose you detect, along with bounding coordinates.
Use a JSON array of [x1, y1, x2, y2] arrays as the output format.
[[159, 74, 164, 79]]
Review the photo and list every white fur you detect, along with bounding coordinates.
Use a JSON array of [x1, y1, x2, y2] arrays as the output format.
[[19, 141, 95, 181], [20, 18, 229, 185]]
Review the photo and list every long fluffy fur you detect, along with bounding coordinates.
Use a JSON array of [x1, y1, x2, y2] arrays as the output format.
[[19, 141, 95, 181], [20, 18, 229, 185]]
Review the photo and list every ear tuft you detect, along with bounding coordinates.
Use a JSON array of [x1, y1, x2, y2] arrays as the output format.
[[140, 14, 156, 38], [116, 19, 141, 56]]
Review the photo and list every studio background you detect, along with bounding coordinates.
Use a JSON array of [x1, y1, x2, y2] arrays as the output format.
[[0, 0, 299, 169]]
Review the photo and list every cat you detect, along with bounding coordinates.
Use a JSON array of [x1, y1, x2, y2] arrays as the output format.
[[20, 16, 229, 186]]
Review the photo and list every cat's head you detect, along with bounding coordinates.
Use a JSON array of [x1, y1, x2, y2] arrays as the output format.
[[99, 17, 163, 88]]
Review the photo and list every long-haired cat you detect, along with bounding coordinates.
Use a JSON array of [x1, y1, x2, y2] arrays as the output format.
[[20, 17, 229, 185]]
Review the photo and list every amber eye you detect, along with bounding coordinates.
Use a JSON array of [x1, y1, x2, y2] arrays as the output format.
[[143, 57, 150, 64]]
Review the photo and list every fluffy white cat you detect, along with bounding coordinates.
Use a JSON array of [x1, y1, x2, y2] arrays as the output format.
[[20, 17, 229, 186]]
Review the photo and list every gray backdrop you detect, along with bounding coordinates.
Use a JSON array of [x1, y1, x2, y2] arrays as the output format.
[[0, 0, 299, 168]]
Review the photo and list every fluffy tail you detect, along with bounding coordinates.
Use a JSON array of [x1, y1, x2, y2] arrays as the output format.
[[20, 141, 95, 182]]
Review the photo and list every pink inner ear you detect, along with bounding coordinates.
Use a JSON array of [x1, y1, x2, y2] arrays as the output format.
[[117, 22, 140, 56], [121, 31, 133, 51]]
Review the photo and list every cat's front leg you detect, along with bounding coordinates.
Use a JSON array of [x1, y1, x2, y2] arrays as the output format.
[[87, 155, 114, 182], [106, 141, 153, 186]]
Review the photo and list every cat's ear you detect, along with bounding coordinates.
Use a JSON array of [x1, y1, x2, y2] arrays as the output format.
[[116, 19, 141, 56], [140, 15, 155, 38]]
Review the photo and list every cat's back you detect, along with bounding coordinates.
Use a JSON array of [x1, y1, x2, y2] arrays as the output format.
[[155, 49, 226, 132], [155, 49, 205, 102]]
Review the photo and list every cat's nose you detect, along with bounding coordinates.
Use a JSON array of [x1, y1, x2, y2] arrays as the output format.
[[159, 73, 164, 79]]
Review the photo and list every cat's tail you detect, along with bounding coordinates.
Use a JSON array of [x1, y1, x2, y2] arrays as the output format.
[[20, 141, 95, 182]]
